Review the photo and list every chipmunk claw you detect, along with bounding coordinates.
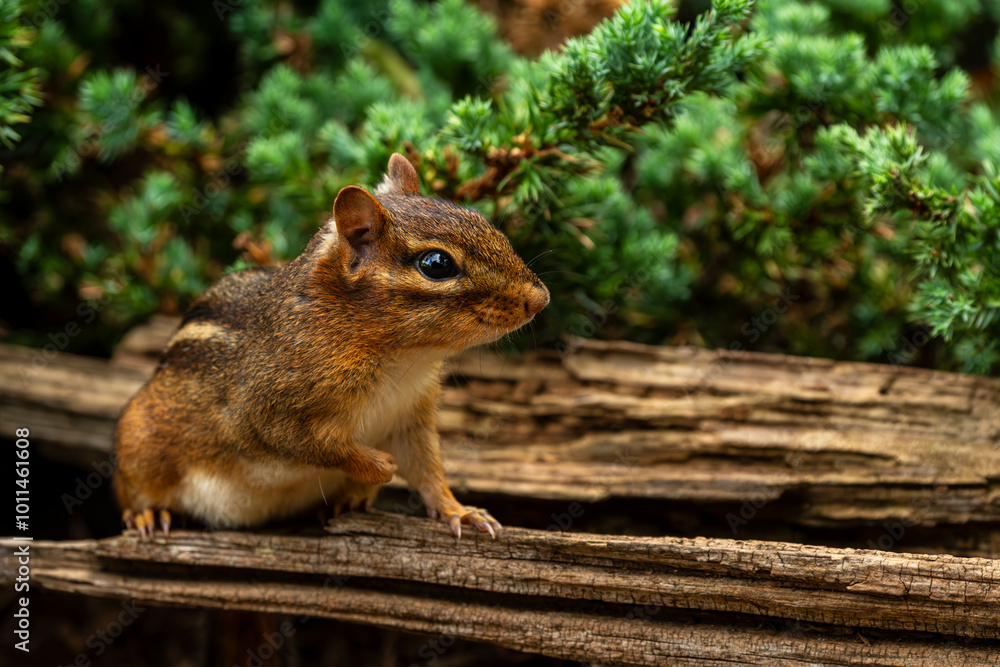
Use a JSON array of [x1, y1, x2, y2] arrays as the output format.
[[434, 505, 501, 540], [125, 508, 171, 540], [135, 509, 154, 539]]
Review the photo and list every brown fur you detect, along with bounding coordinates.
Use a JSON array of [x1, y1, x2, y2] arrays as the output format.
[[112, 154, 549, 533]]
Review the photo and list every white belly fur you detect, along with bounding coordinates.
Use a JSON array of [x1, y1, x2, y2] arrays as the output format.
[[179, 463, 347, 528], [177, 353, 442, 527]]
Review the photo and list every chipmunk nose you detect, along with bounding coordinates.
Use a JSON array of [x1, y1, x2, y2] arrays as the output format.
[[523, 284, 550, 318]]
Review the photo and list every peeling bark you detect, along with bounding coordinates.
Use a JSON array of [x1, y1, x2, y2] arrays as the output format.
[[3, 335, 999, 532], [2, 512, 999, 665]]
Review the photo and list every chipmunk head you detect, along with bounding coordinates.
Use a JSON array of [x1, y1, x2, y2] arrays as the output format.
[[320, 153, 549, 352]]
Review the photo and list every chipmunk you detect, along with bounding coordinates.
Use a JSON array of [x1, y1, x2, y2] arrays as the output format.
[[112, 153, 549, 539]]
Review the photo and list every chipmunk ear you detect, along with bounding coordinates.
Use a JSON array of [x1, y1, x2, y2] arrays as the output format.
[[378, 153, 420, 196], [333, 185, 389, 265]]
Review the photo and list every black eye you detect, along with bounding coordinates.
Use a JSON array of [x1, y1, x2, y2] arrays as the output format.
[[416, 249, 459, 281]]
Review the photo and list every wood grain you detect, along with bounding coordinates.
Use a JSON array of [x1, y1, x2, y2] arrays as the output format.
[[4, 332, 999, 532], [2, 512, 998, 665]]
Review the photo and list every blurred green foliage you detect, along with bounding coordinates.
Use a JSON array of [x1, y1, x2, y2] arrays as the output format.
[[0, 0, 41, 158], [2, 0, 1000, 374]]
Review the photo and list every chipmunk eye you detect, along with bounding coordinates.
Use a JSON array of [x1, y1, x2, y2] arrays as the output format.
[[416, 249, 459, 281]]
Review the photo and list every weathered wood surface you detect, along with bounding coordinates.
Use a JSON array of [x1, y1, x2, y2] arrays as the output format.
[[2, 512, 998, 665], [3, 327, 999, 533], [1, 343, 148, 454]]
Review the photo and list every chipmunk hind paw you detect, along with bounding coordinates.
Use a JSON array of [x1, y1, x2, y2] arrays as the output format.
[[122, 507, 172, 540], [328, 480, 381, 518]]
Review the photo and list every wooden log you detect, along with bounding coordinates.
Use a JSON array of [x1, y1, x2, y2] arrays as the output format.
[[2, 513, 999, 665], [3, 334, 999, 533], [0, 343, 148, 460]]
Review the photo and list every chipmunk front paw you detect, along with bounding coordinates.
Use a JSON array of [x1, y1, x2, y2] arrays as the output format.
[[428, 503, 501, 539], [340, 449, 397, 485]]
